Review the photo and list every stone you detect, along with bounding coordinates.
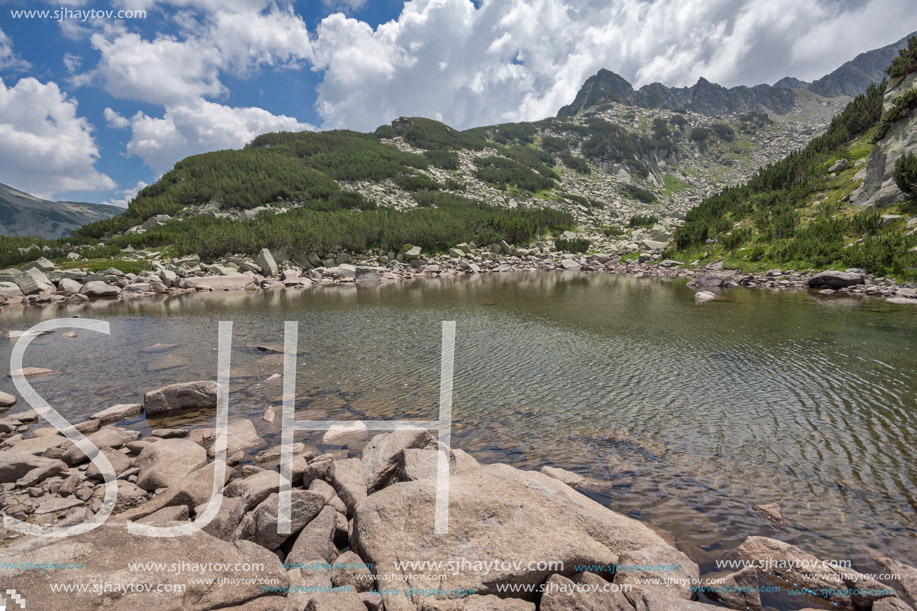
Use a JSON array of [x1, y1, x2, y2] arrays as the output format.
[[421, 597, 534, 610], [209, 418, 264, 458], [7, 367, 53, 378], [60, 426, 140, 465], [135, 439, 208, 491], [828, 158, 850, 173], [330, 550, 375, 592], [874, 556, 917, 606], [151, 428, 189, 439], [0, 391, 16, 407], [615, 544, 700, 600], [90, 403, 142, 423], [34, 496, 84, 515], [400, 447, 456, 482], [6, 434, 67, 456], [362, 427, 438, 492], [57, 278, 83, 294], [85, 446, 133, 481], [80, 281, 121, 298], [16, 460, 69, 487], [541, 465, 586, 486], [707, 566, 763, 611], [14, 268, 55, 295], [195, 494, 248, 541], [560, 260, 581, 270], [874, 599, 916, 611], [694, 291, 717, 303], [118, 461, 231, 520], [808, 271, 866, 289], [403, 246, 422, 260], [226, 469, 285, 510], [0, 452, 67, 483], [351, 463, 671, 610], [738, 536, 890, 610], [287, 505, 338, 564], [143, 380, 219, 417], [540, 572, 631, 610], [256, 248, 279, 277], [322, 421, 368, 445], [329, 458, 367, 516], [0, 523, 289, 610], [137, 504, 190, 525], [234, 490, 326, 551], [186, 274, 256, 291], [753, 502, 785, 523]]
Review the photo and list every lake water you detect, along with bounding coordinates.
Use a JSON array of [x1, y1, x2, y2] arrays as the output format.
[[1, 272, 915, 581]]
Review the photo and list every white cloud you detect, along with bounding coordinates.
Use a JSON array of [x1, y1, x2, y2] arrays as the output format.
[[322, 0, 367, 14], [102, 179, 148, 208], [0, 27, 29, 72], [310, 0, 917, 131], [82, 3, 312, 105], [104, 106, 131, 128], [0, 77, 115, 199], [124, 99, 313, 172]]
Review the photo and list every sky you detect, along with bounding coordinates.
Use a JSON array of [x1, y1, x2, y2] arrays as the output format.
[[0, 0, 915, 206]]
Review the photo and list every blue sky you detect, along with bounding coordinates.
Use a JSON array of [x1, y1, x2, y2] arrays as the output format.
[[0, 0, 914, 206]]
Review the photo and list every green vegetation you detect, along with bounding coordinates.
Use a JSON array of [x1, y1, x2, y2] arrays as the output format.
[[662, 173, 691, 195], [690, 127, 710, 143], [559, 152, 590, 174], [710, 123, 735, 142], [620, 184, 657, 204], [473, 156, 555, 192], [629, 214, 659, 228], [670, 78, 917, 279], [895, 152, 917, 201], [669, 115, 688, 128], [601, 225, 625, 237], [423, 149, 460, 170], [554, 236, 590, 253], [886, 35, 917, 79], [392, 173, 445, 192], [874, 89, 917, 141]]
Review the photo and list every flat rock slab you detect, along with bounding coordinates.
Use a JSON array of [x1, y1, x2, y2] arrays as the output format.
[[0, 523, 289, 610], [91, 403, 142, 423], [187, 274, 257, 291], [351, 463, 670, 611]]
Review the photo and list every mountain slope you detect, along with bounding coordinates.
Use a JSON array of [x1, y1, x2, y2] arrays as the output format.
[[669, 40, 917, 280], [0, 183, 122, 239], [807, 32, 915, 97]]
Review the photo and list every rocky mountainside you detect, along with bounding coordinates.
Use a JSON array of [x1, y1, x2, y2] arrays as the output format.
[[560, 32, 914, 118], [0, 183, 122, 239], [801, 32, 915, 97]]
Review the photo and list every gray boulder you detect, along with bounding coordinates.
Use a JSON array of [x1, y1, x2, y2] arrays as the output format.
[[807, 270, 866, 289], [351, 463, 670, 610], [80, 280, 121, 298], [234, 490, 325, 551], [143, 380, 219, 417], [541, 572, 631, 610], [362, 427, 438, 492], [135, 438, 208, 491], [256, 248, 279, 277], [0, 451, 67, 483]]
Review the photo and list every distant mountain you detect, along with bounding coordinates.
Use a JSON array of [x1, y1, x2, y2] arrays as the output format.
[[558, 70, 797, 117], [560, 32, 916, 118], [0, 183, 122, 239], [805, 32, 915, 97]]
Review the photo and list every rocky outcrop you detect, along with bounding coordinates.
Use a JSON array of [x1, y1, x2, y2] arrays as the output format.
[[143, 380, 219, 417], [807, 270, 866, 288]]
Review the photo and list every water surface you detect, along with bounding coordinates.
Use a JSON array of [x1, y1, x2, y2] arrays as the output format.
[[1, 272, 915, 580]]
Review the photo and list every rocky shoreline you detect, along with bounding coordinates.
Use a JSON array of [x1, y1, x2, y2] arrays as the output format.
[[2, 245, 916, 313], [1, 380, 916, 611]]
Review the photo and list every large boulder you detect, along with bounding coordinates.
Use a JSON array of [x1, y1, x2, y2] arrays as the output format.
[[143, 380, 219, 417], [738, 536, 892, 610], [362, 427, 438, 492], [186, 274, 257, 291], [540, 572, 631, 610], [615, 544, 699, 600], [13, 268, 55, 295], [807, 271, 866, 289], [0, 451, 67, 483], [208, 418, 263, 458], [234, 490, 326, 551], [256, 248, 279, 277], [0, 523, 289, 610], [287, 505, 338, 564], [80, 280, 122, 298], [117, 461, 231, 520], [135, 438, 208, 491], [91, 403, 142, 424], [351, 463, 671, 611]]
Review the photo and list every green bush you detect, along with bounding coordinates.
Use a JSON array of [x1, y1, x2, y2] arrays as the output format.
[[669, 115, 688, 128], [423, 149, 460, 170], [392, 173, 444, 192], [472, 156, 555, 192], [894, 152, 917, 199], [620, 184, 657, 204], [559, 152, 590, 174], [629, 214, 659, 228], [554, 237, 590, 253], [690, 127, 710, 143], [875, 89, 917, 141], [886, 35, 917, 79], [711, 123, 735, 142]]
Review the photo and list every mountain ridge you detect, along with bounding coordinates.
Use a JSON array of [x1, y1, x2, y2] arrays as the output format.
[[0, 183, 123, 239]]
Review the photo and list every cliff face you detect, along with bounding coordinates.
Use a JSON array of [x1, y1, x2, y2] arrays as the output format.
[[854, 70, 917, 207]]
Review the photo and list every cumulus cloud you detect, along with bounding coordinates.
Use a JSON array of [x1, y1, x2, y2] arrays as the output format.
[[0, 27, 29, 72], [102, 179, 148, 208], [322, 0, 367, 14], [104, 106, 131, 128], [123, 99, 313, 172], [82, 3, 311, 105], [0, 77, 115, 198], [310, 0, 917, 131]]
